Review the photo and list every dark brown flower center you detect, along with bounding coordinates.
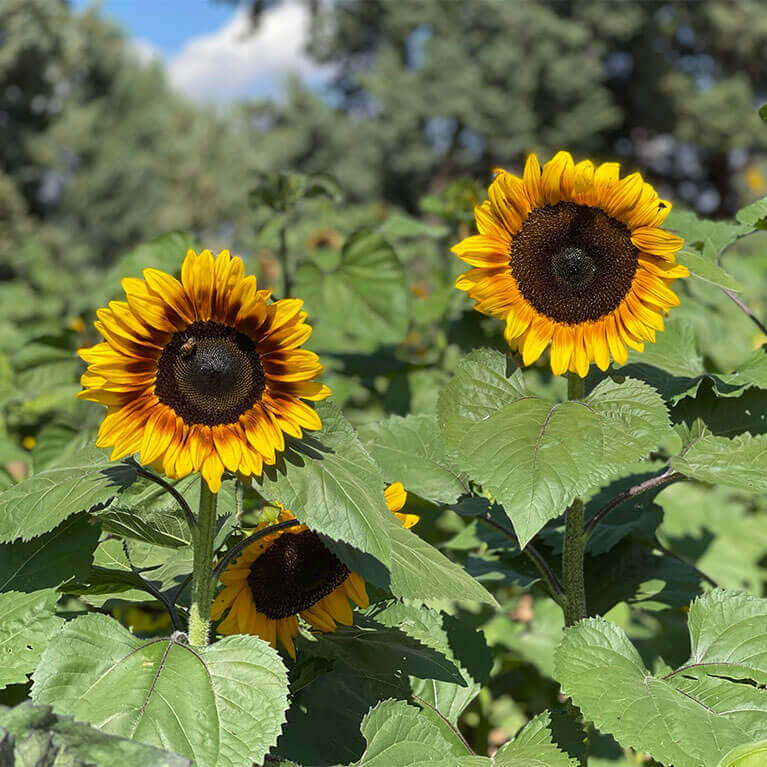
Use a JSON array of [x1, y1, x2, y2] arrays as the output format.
[[247, 530, 350, 619], [509, 202, 638, 324], [155, 320, 265, 426]]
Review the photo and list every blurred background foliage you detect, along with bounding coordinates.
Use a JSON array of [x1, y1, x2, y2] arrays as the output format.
[[2, 0, 767, 763]]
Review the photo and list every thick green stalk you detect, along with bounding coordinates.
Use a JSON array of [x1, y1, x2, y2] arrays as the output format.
[[563, 373, 587, 627], [188, 479, 218, 646]]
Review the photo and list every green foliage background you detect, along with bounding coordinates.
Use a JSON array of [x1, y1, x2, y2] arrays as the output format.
[[2, 1, 767, 766]]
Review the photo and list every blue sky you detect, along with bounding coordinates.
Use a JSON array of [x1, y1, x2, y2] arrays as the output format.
[[71, 1, 234, 56], [71, 0, 328, 102]]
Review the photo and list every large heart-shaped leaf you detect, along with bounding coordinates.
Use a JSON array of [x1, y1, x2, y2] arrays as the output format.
[[439, 349, 669, 545], [32, 614, 289, 767]]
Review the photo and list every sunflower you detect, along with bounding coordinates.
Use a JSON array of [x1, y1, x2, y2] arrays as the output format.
[[78, 249, 329, 492], [452, 152, 688, 376], [212, 483, 416, 658]]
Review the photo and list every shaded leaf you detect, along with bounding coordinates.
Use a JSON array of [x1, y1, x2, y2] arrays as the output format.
[[0, 591, 63, 690], [0, 701, 191, 766], [0, 515, 100, 594]]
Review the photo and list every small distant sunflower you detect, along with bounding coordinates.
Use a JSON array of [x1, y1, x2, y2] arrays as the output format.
[[452, 152, 688, 376], [212, 483, 416, 658], [78, 249, 329, 492]]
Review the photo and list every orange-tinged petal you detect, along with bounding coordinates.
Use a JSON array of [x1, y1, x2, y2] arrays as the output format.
[[605, 314, 628, 366], [521, 316, 554, 366], [589, 322, 611, 371]]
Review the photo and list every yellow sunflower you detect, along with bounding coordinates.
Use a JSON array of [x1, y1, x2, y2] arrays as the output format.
[[452, 151, 688, 376], [78, 249, 329, 492], [212, 483, 417, 658]]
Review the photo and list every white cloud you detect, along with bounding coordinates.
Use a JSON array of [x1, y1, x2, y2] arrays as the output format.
[[166, 2, 328, 102], [131, 37, 162, 67]]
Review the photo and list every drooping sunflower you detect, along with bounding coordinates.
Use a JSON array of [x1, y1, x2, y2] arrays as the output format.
[[452, 152, 688, 376], [212, 483, 417, 658], [78, 249, 329, 492]]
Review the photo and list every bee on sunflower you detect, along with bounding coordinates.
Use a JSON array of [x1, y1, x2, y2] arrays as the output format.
[[452, 151, 688, 376], [78, 249, 329, 492], [212, 483, 416, 658]]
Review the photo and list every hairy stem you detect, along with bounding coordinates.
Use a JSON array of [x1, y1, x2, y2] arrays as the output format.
[[188, 480, 218, 646], [563, 373, 587, 626]]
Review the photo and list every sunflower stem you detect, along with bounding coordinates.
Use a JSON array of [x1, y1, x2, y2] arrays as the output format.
[[563, 373, 587, 627], [188, 479, 218, 646]]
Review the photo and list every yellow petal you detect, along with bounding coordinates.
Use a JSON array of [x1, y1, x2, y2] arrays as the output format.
[[384, 482, 406, 512], [549, 325, 574, 376]]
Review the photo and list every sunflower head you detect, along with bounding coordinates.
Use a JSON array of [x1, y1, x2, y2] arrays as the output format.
[[79, 249, 330, 492], [452, 151, 688, 376], [212, 483, 416, 658]]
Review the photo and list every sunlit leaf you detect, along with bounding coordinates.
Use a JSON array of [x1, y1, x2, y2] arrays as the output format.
[[32, 614, 289, 767]]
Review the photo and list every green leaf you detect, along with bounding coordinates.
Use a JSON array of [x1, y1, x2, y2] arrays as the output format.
[[378, 213, 449, 241], [297, 615, 465, 686], [667, 209, 752, 259], [388, 523, 497, 606], [0, 447, 136, 542], [760, 104, 767, 123], [0, 591, 63, 690], [97, 505, 191, 548], [555, 615, 752, 767], [294, 228, 409, 352], [736, 197, 767, 228], [0, 514, 101, 593], [671, 432, 767, 492], [676, 247, 743, 290], [683, 590, 767, 684], [718, 742, 767, 767], [358, 414, 468, 504], [0, 701, 191, 767], [32, 614, 289, 767], [494, 711, 578, 767], [350, 699, 473, 766], [665, 209, 750, 290], [439, 349, 669, 545]]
